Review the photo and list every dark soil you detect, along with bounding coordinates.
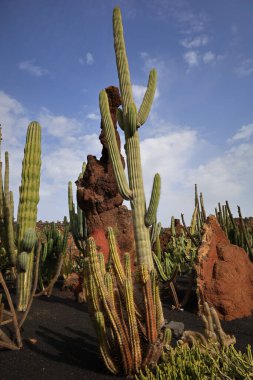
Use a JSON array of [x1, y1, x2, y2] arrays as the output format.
[[0, 284, 252, 380]]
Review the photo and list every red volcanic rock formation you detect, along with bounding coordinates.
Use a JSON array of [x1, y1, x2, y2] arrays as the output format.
[[196, 215, 253, 321], [76, 86, 135, 264]]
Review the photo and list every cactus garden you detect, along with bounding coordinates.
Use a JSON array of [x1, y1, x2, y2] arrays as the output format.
[[1, 3, 253, 380]]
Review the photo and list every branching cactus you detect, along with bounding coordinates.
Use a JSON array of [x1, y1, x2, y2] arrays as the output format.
[[99, 7, 160, 271], [84, 228, 170, 376], [17, 121, 41, 311], [82, 7, 171, 376]]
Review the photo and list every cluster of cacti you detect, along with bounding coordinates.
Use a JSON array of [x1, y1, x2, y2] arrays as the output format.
[[215, 201, 253, 261], [0, 122, 42, 311], [152, 187, 203, 309], [136, 342, 253, 380], [79, 7, 174, 375], [84, 228, 170, 375], [36, 222, 69, 296], [135, 302, 252, 380]]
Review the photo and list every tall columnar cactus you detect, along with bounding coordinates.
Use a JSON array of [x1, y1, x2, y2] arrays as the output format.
[[99, 7, 160, 271], [81, 8, 169, 376], [17, 121, 41, 311], [0, 150, 16, 267]]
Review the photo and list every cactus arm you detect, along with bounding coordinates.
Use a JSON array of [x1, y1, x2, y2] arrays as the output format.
[[99, 91, 132, 200], [4, 152, 9, 196], [107, 227, 126, 288], [125, 103, 137, 137], [140, 264, 157, 343], [137, 69, 157, 127], [145, 173, 161, 227], [113, 7, 134, 112], [116, 108, 125, 131], [94, 311, 118, 374], [124, 279, 142, 371]]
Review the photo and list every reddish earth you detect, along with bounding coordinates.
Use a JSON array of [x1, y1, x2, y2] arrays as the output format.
[[196, 215, 253, 321]]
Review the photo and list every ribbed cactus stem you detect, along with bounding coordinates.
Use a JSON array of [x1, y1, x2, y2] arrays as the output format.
[[17, 121, 41, 311], [137, 69, 157, 126], [4, 152, 9, 196], [145, 173, 161, 227], [113, 7, 134, 112], [100, 91, 132, 200], [126, 131, 154, 270]]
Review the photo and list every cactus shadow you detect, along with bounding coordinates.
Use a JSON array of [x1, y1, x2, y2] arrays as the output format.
[[27, 324, 105, 374]]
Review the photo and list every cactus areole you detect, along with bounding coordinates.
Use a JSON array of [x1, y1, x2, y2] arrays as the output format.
[[99, 7, 160, 271]]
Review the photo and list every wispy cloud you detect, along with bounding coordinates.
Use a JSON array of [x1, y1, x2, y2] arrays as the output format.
[[80, 52, 95, 65], [202, 51, 215, 64], [86, 113, 100, 121], [181, 35, 208, 49], [229, 123, 253, 142], [39, 107, 83, 141], [235, 58, 253, 77], [184, 50, 199, 67], [140, 52, 167, 78], [19, 60, 48, 77]]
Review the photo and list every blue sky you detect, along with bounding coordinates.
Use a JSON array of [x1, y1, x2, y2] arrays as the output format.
[[0, 0, 253, 225]]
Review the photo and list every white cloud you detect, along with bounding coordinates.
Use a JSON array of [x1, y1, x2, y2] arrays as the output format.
[[86, 113, 100, 121], [186, 141, 253, 215], [39, 107, 83, 140], [79, 52, 95, 65], [138, 121, 253, 225], [19, 60, 48, 77], [132, 84, 160, 108], [235, 58, 253, 77], [181, 35, 208, 49], [140, 52, 167, 78], [184, 50, 199, 66], [203, 51, 215, 64], [229, 123, 253, 142], [1, 90, 252, 226], [86, 52, 94, 65]]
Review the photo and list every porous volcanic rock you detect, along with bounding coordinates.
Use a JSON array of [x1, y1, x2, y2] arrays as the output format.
[[195, 215, 253, 321], [76, 86, 135, 263]]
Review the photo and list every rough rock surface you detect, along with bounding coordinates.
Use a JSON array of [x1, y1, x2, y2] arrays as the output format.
[[195, 215, 253, 321], [76, 86, 135, 263]]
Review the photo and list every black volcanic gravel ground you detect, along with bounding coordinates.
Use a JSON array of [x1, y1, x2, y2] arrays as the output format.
[[0, 285, 252, 380]]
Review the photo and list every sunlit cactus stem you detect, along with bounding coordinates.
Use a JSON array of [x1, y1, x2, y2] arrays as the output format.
[[99, 7, 160, 271], [17, 121, 41, 311]]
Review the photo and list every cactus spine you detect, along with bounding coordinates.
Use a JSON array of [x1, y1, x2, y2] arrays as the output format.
[[17, 121, 41, 311], [99, 7, 160, 271]]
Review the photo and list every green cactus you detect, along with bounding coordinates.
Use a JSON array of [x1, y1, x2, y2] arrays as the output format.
[[36, 222, 69, 296], [80, 8, 171, 375], [17, 121, 41, 311], [68, 163, 87, 254], [84, 228, 169, 376], [99, 7, 160, 271]]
